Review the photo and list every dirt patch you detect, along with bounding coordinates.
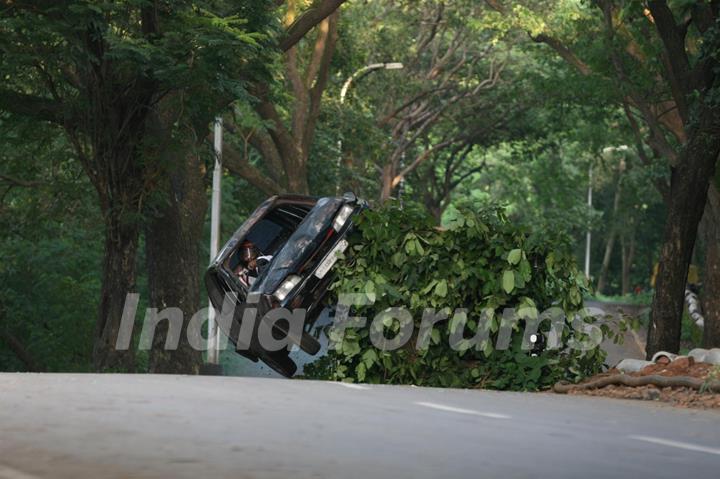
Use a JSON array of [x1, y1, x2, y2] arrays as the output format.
[[562, 359, 720, 410], [636, 360, 715, 378], [568, 385, 720, 409]]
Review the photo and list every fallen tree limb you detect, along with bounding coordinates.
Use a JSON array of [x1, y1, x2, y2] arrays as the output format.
[[553, 375, 720, 394]]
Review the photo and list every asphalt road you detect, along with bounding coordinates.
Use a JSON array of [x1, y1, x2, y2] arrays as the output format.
[[0, 374, 718, 479]]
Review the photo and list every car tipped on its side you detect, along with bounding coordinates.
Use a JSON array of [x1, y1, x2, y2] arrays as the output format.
[[205, 192, 364, 377]]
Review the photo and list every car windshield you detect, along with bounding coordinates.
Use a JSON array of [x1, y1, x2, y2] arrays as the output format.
[[225, 202, 315, 276]]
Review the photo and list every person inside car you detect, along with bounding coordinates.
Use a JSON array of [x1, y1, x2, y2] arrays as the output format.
[[234, 241, 273, 287]]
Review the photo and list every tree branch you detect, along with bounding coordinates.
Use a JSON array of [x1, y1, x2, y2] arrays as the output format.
[[484, 0, 592, 76], [252, 86, 300, 170], [305, 16, 331, 88], [223, 143, 284, 196], [248, 132, 287, 186], [279, 0, 347, 51], [450, 161, 486, 190], [0, 173, 43, 188], [622, 101, 671, 203], [303, 12, 339, 156], [0, 329, 44, 372], [530, 33, 592, 76], [0, 89, 66, 124], [647, 1, 692, 123], [285, 46, 309, 142], [416, 3, 444, 54], [393, 139, 456, 186]]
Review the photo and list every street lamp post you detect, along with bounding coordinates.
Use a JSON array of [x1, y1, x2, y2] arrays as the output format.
[[336, 62, 404, 194], [207, 117, 223, 367], [585, 164, 592, 280]]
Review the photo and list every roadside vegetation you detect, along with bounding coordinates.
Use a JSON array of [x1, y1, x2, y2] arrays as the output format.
[[305, 205, 618, 390]]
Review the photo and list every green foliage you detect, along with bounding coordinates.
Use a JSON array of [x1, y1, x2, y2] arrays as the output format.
[[589, 291, 653, 306], [0, 0, 279, 372], [0, 120, 103, 371], [701, 365, 720, 393], [305, 204, 608, 390]]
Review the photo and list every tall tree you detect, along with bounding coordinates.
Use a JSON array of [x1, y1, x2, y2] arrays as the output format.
[[625, 0, 720, 354], [372, 1, 504, 201], [701, 178, 720, 346], [485, 0, 720, 354], [409, 89, 527, 222], [224, 0, 345, 195], [135, 0, 345, 372], [0, 0, 275, 371]]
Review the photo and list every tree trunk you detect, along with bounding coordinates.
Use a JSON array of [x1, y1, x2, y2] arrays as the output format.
[[621, 233, 635, 296], [646, 105, 720, 358], [286, 157, 310, 194], [427, 203, 444, 224], [597, 169, 625, 294], [380, 164, 395, 202], [597, 173, 623, 294], [702, 183, 720, 347], [597, 230, 616, 295], [144, 137, 207, 374], [93, 210, 140, 371], [236, 10, 338, 198]]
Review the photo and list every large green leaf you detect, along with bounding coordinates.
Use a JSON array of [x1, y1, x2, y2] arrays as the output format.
[[502, 270, 515, 293], [507, 249, 522, 265]]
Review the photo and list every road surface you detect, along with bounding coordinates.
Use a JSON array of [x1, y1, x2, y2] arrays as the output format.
[[0, 374, 718, 478]]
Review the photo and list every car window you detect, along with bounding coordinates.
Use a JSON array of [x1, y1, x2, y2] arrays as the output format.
[[227, 202, 316, 272], [246, 219, 284, 253]]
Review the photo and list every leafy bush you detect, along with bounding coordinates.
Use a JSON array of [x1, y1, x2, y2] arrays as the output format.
[[305, 204, 610, 390]]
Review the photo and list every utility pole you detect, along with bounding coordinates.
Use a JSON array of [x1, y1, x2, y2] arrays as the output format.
[[207, 117, 223, 367], [336, 62, 404, 194], [585, 164, 593, 280]]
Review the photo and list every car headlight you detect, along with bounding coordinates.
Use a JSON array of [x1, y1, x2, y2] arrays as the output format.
[[273, 275, 302, 302], [333, 205, 355, 231]]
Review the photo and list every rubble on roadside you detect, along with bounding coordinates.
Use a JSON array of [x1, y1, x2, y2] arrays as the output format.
[[554, 350, 720, 410]]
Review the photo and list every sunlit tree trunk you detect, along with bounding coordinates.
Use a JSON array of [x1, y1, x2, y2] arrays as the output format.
[[380, 164, 395, 202]]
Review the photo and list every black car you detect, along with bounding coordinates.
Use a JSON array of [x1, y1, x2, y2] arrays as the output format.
[[205, 192, 364, 377]]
